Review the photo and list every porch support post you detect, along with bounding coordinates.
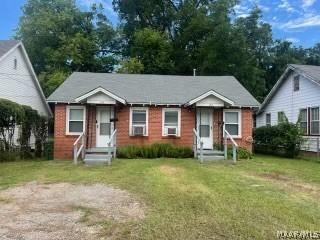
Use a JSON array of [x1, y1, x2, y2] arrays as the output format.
[[200, 142, 204, 163]]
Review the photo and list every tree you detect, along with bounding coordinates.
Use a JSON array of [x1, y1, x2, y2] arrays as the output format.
[[16, 0, 118, 96], [131, 28, 174, 74], [265, 40, 306, 92], [117, 58, 144, 74]]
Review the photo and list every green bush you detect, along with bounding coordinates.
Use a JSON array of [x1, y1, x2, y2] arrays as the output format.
[[254, 122, 304, 158], [237, 147, 253, 159], [117, 143, 193, 159]]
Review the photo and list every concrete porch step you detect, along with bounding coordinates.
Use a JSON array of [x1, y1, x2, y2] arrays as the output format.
[[201, 155, 225, 161], [197, 150, 224, 156], [84, 154, 112, 165], [86, 147, 114, 154]]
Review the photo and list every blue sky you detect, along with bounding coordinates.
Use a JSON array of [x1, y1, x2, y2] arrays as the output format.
[[1, 0, 319, 47]]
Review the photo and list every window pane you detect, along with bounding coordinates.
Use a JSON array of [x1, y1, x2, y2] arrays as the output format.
[[165, 111, 178, 126], [300, 109, 307, 122], [132, 110, 146, 124], [311, 108, 319, 121], [69, 121, 83, 132], [199, 125, 210, 137], [294, 76, 299, 91], [300, 122, 307, 134], [311, 122, 319, 135], [100, 123, 111, 135], [70, 109, 83, 121], [226, 124, 238, 136], [225, 112, 238, 123], [266, 114, 271, 125]]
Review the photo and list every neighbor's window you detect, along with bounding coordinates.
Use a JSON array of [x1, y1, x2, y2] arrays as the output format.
[[13, 58, 17, 70], [162, 108, 181, 136], [311, 107, 320, 135], [266, 113, 271, 127], [278, 111, 286, 124], [224, 110, 241, 137], [299, 108, 308, 135], [293, 75, 300, 91], [66, 106, 85, 134], [130, 108, 148, 136]]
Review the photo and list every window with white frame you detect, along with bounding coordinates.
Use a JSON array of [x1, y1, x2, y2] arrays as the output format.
[[130, 108, 148, 136], [293, 75, 300, 91], [66, 106, 85, 135], [224, 110, 241, 138], [162, 108, 181, 136], [266, 113, 271, 126], [311, 107, 320, 135], [299, 108, 308, 135]]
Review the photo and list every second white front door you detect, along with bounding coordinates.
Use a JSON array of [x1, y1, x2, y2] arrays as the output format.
[[96, 106, 114, 148], [197, 108, 213, 149]]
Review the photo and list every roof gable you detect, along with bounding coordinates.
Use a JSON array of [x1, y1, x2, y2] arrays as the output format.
[[0, 40, 20, 60], [258, 64, 320, 114], [186, 90, 234, 106], [75, 87, 126, 104]]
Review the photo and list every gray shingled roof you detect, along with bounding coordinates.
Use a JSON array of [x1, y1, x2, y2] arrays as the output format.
[[0, 40, 20, 59], [290, 64, 320, 84], [47, 72, 260, 106]]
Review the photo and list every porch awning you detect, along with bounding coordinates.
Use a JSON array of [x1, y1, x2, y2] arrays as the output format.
[[185, 90, 234, 107], [74, 87, 126, 105]]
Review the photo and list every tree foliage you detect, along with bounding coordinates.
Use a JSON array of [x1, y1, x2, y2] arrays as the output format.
[[16, 0, 320, 101], [16, 0, 118, 96]]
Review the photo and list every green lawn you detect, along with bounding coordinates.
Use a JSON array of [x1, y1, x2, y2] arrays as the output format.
[[0, 155, 320, 239]]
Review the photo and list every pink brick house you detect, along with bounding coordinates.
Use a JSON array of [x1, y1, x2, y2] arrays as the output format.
[[47, 73, 259, 164]]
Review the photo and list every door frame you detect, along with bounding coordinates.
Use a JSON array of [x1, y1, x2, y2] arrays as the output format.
[[196, 108, 214, 149], [96, 106, 114, 148]]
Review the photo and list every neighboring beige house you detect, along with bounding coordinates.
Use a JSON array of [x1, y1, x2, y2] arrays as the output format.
[[0, 40, 51, 146]]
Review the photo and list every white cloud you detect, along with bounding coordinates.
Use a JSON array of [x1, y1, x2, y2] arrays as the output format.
[[278, 0, 295, 12], [285, 37, 300, 43], [281, 14, 320, 28], [302, 0, 316, 8]]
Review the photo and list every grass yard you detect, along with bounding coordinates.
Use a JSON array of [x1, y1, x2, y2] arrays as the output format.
[[0, 155, 320, 239]]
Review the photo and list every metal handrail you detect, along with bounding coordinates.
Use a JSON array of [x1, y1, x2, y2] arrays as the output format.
[[193, 128, 204, 163], [224, 129, 238, 163], [73, 132, 85, 165], [107, 129, 117, 159]]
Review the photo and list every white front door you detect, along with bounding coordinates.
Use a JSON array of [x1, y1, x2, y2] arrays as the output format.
[[96, 106, 114, 147], [197, 108, 213, 149]]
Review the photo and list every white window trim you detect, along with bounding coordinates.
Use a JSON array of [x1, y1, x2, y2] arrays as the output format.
[[266, 113, 271, 126], [293, 75, 300, 92], [299, 108, 308, 135], [129, 107, 149, 136], [223, 109, 242, 138], [310, 106, 320, 135], [66, 105, 86, 135], [162, 108, 181, 137]]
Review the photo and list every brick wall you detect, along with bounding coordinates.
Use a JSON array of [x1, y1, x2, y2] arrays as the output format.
[[53, 104, 253, 160], [54, 104, 78, 159], [116, 106, 195, 147]]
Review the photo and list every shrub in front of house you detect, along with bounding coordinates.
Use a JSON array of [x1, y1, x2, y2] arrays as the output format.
[[117, 143, 193, 159], [0, 98, 49, 161], [253, 122, 304, 158]]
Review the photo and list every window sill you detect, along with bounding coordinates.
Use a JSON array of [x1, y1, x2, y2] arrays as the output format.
[[162, 135, 181, 139], [66, 132, 83, 136]]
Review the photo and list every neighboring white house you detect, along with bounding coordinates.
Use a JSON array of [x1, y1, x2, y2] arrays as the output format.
[[256, 64, 320, 153], [0, 40, 51, 146]]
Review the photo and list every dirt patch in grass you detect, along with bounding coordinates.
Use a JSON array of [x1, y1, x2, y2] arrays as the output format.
[[159, 165, 183, 176], [0, 182, 145, 240], [251, 172, 320, 198]]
